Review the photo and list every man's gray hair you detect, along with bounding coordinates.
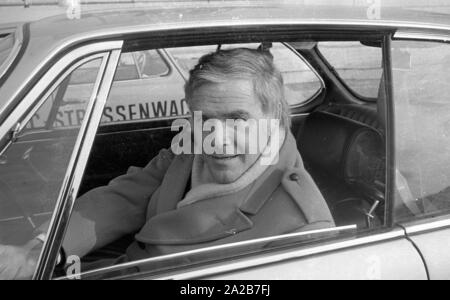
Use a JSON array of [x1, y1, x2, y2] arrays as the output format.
[[185, 48, 291, 130]]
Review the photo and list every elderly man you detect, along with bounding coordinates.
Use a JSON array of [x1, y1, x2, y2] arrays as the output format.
[[0, 48, 334, 279]]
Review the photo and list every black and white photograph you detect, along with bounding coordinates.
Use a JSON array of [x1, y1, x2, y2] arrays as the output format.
[[0, 0, 449, 282]]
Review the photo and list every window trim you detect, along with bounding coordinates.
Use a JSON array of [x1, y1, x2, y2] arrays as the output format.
[[316, 40, 383, 102], [400, 215, 450, 236]]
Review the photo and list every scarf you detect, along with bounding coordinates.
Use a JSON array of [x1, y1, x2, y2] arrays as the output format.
[[177, 126, 286, 208]]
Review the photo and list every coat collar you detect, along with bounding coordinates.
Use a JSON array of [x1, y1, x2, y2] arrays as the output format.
[[137, 132, 302, 245]]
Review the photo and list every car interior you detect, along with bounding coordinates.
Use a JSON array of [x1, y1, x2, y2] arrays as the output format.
[[0, 32, 389, 265]]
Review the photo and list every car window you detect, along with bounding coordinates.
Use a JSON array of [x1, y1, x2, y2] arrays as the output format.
[[134, 50, 170, 78], [112, 53, 140, 82], [68, 59, 102, 85], [99, 49, 186, 125], [392, 40, 450, 222], [318, 41, 383, 99], [167, 43, 324, 106], [58, 40, 388, 280], [35, 45, 322, 128], [22, 49, 182, 129], [0, 56, 103, 254]]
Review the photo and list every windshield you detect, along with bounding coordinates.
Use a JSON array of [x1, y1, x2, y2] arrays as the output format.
[[0, 34, 15, 71]]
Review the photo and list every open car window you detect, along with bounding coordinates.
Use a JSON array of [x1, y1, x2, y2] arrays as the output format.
[[57, 37, 388, 280]]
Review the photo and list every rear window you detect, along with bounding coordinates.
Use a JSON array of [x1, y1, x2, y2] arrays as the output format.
[[168, 43, 324, 107], [0, 34, 15, 70], [318, 41, 383, 100]]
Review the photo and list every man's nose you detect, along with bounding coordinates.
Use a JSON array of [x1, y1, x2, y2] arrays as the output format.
[[211, 120, 235, 150]]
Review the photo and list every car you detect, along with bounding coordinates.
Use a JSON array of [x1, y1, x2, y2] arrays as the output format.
[[0, 2, 450, 280]]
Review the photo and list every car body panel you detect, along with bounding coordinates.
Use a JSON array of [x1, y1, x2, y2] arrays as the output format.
[[408, 229, 450, 280], [205, 238, 427, 280], [400, 216, 450, 280]]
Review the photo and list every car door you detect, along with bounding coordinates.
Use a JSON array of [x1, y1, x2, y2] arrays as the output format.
[[391, 31, 450, 280]]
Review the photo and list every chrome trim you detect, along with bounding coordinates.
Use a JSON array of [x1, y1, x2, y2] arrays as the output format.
[[401, 216, 450, 235], [3, 19, 450, 117], [70, 226, 406, 280], [0, 25, 23, 79], [290, 113, 310, 118], [394, 31, 450, 42], [72, 225, 357, 279], [282, 42, 326, 109], [0, 42, 122, 144], [162, 228, 405, 280]]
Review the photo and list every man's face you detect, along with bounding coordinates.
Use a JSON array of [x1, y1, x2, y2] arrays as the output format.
[[189, 80, 271, 184]]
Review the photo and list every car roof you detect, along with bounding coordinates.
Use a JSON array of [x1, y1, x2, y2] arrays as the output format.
[[1, 3, 450, 118], [27, 4, 450, 38]]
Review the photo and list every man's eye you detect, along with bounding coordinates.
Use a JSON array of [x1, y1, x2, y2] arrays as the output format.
[[234, 117, 248, 122]]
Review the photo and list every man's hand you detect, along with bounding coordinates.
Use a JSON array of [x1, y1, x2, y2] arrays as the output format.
[[0, 241, 41, 280]]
